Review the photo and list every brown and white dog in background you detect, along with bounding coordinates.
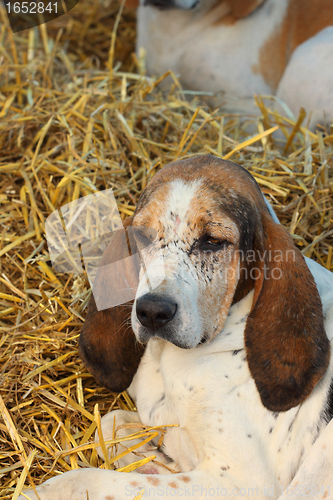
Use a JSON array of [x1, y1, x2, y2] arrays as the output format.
[[130, 0, 333, 130]]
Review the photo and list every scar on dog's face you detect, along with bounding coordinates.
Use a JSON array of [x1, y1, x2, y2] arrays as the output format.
[[129, 159, 262, 349]]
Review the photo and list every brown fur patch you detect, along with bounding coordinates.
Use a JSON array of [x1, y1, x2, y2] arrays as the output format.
[[179, 476, 191, 483], [130, 481, 139, 487], [168, 482, 179, 489], [226, 0, 265, 18], [147, 477, 160, 486], [215, 13, 238, 25], [105, 496, 115, 500], [259, 0, 333, 91], [125, 0, 139, 8]]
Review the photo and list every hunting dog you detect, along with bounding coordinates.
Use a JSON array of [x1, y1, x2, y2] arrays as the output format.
[[20, 156, 333, 500]]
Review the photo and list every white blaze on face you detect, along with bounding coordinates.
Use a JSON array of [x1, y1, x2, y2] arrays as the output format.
[[164, 179, 203, 229]]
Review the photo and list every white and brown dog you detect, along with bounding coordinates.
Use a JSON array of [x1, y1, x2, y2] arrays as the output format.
[[20, 155, 333, 500], [132, 0, 333, 129]]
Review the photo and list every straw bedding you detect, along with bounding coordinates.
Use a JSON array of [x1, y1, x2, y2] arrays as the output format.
[[0, 1, 332, 497]]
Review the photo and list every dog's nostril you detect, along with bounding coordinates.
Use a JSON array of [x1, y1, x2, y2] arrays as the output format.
[[136, 294, 177, 330], [157, 312, 170, 320]]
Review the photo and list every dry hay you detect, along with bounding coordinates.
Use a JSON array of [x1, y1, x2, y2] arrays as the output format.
[[0, 0, 333, 497]]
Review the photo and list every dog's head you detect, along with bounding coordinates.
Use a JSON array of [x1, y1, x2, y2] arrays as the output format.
[[79, 155, 330, 412]]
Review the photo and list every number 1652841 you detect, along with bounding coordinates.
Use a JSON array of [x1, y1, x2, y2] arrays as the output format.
[[5, 2, 58, 14]]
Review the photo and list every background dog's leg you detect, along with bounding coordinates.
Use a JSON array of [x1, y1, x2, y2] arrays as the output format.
[[17, 468, 239, 500]]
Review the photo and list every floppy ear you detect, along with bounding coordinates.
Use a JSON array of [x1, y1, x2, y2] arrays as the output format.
[[226, 0, 265, 18], [79, 217, 146, 393], [245, 212, 330, 412], [125, 0, 139, 9]]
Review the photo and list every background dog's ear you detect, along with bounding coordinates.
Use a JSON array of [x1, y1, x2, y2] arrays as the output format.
[[245, 213, 330, 412], [79, 217, 146, 393], [226, 0, 265, 18]]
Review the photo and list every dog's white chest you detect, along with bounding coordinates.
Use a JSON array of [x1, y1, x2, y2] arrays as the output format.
[[128, 332, 331, 489], [129, 339, 258, 471]]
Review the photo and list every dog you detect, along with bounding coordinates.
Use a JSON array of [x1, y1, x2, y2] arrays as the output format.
[[132, 0, 333, 130], [19, 155, 333, 500]]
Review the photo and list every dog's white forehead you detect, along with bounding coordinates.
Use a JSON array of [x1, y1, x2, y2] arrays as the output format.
[[164, 179, 203, 222], [166, 179, 202, 211], [135, 178, 203, 227]]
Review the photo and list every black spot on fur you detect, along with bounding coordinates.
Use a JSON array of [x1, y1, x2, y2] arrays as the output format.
[[322, 376, 333, 423], [288, 420, 295, 433]]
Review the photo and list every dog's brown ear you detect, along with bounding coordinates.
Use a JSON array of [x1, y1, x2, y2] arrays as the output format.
[[226, 0, 265, 18], [79, 217, 146, 393], [245, 213, 330, 412], [125, 0, 139, 9]]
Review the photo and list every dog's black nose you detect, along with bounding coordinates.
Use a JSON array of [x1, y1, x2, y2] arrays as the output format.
[[136, 294, 177, 330]]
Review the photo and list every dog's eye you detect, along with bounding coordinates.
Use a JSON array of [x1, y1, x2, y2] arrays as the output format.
[[199, 236, 231, 252]]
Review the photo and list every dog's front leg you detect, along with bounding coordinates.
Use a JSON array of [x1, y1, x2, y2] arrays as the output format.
[[18, 468, 230, 500], [96, 409, 179, 474]]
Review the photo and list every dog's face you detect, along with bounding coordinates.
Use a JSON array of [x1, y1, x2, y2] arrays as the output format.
[[131, 177, 241, 348], [80, 155, 329, 412]]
